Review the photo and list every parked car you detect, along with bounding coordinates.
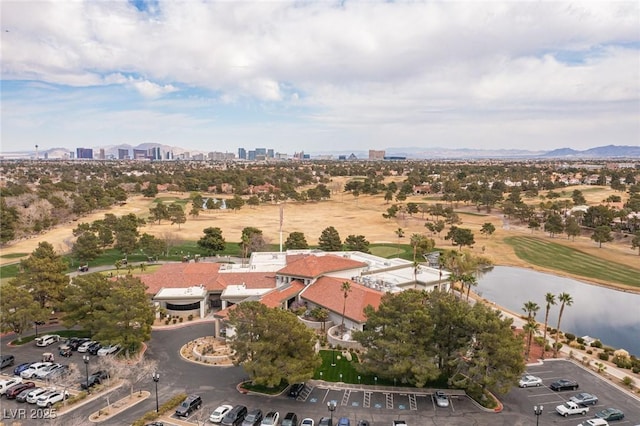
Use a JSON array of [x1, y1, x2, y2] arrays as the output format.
[[175, 394, 202, 417], [25, 387, 52, 404], [80, 370, 110, 389], [78, 265, 89, 272], [35, 335, 60, 347], [210, 404, 234, 423], [37, 389, 69, 407], [65, 337, 91, 351], [21, 362, 52, 379], [550, 378, 579, 391], [242, 409, 264, 426], [570, 392, 598, 406], [88, 342, 103, 355], [594, 408, 625, 421], [301, 419, 314, 426], [356, 422, 369, 426], [45, 365, 69, 380], [282, 412, 298, 426], [434, 391, 449, 408], [5, 382, 35, 399], [337, 418, 350, 426], [318, 418, 332, 426], [577, 420, 609, 426], [518, 375, 543, 388], [1, 354, 15, 369], [288, 383, 305, 398], [97, 344, 120, 356], [77, 340, 97, 353], [34, 363, 63, 379], [261, 411, 280, 426], [221, 405, 248, 426], [0, 377, 23, 395], [16, 387, 38, 402], [13, 362, 34, 376], [555, 401, 589, 417]]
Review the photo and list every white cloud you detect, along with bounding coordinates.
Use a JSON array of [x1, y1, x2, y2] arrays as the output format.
[[0, 0, 638, 152]]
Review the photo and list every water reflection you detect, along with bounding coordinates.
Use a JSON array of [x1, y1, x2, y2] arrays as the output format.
[[476, 266, 640, 356]]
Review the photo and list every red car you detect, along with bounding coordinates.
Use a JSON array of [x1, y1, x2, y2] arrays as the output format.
[[6, 382, 36, 399]]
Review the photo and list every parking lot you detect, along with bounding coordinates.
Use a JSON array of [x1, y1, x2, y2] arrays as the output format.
[[2, 325, 640, 426], [502, 360, 640, 424]]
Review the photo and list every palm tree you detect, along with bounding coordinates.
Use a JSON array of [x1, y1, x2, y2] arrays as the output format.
[[541, 292, 556, 360], [522, 301, 540, 320], [395, 228, 405, 258], [523, 319, 540, 360], [340, 281, 352, 330], [315, 308, 329, 332], [461, 273, 478, 301], [554, 292, 574, 357], [410, 233, 424, 262]]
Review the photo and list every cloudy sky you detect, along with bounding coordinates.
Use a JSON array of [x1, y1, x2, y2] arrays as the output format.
[[1, 1, 639, 154]]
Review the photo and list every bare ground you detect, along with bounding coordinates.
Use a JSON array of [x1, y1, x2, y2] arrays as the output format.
[[1, 185, 638, 292]]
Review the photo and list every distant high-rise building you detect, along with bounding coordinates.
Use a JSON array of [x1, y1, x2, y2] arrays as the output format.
[[255, 148, 267, 157], [76, 148, 93, 159], [118, 148, 129, 160], [267, 149, 274, 158], [238, 148, 246, 159], [248, 150, 256, 161], [148, 147, 161, 160], [369, 150, 385, 160], [98, 149, 105, 160], [69, 151, 75, 159], [133, 149, 147, 159]]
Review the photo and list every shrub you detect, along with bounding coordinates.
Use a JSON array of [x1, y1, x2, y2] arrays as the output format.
[[164, 319, 170, 325], [554, 342, 563, 350], [579, 344, 585, 350], [131, 392, 188, 426], [172, 319, 177, 324], [591, 340, 603, 348], [564, 333, 576, 341], [632, 367, 639, 374], [576, 337, 584, 345], [598, 352, 610, 361], [586, 350, 593, 355], [179, 317, 184, 323], [188, 314, 194, 321], [622, 376, 635, 388]]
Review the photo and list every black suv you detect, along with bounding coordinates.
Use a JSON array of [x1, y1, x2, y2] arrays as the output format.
[[81, 370, 109, 389], [66, 337, 91, 350], [175, 394, 202, 417], [288, 383, 305, 398]]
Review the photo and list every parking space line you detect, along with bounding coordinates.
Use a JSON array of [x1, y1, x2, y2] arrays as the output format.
[[363, 391, 371, 408], [408, 393, 417, 410], [385, 392, 393, 409], [341, 389, 351, 406]]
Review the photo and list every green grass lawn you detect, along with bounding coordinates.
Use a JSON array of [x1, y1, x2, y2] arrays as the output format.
[[504, 236, 640, 288], [0, 253, 27, 259]]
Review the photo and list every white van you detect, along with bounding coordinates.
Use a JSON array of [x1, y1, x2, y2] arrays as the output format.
[[35, 335, 60, 347]]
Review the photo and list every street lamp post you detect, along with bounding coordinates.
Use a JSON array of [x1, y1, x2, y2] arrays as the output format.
[[34, 321, 44, 338], [534, 405, 543, 426], [327, 400, 336, 425], [152, 372, 160, 413], [82, 355, 90, 392]]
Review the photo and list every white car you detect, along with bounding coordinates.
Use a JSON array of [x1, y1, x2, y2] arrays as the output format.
[[77, 340, 96, 353], [34, 363, 63, 380], [21, 362, 52, 379], [36, 390, 68, 407], [261, 411, 280, 426], [97, 344, 120, 356], [27, 388, 54, 404], [578, 419, 609, 426], [434, 390, 449, 407], [210, 404, 233, 423], [0, 377, 23, 395], [301, 419, 315, 426], [518, 375, 543, 388]]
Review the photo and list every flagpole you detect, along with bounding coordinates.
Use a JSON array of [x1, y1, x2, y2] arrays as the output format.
[[279, 205, 284, 252]]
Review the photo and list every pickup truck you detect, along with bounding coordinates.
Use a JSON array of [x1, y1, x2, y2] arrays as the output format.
[[393, 421, 408, 426], [556, 401, 589, 417]]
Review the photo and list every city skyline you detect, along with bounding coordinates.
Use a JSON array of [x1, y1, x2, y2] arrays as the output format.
[[1, 1, 638, 154]]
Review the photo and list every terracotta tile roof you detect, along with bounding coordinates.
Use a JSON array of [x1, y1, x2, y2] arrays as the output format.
[[259, 281, 305, 309], [214, 304, 235, 320], [138, 262, 222, 295], [217, 272, 277, 289], [301, 276, 383, 323], [277, 254, 366, 278]]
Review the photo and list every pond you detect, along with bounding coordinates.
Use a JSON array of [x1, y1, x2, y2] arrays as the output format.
[[475, 266, 640, 357]]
